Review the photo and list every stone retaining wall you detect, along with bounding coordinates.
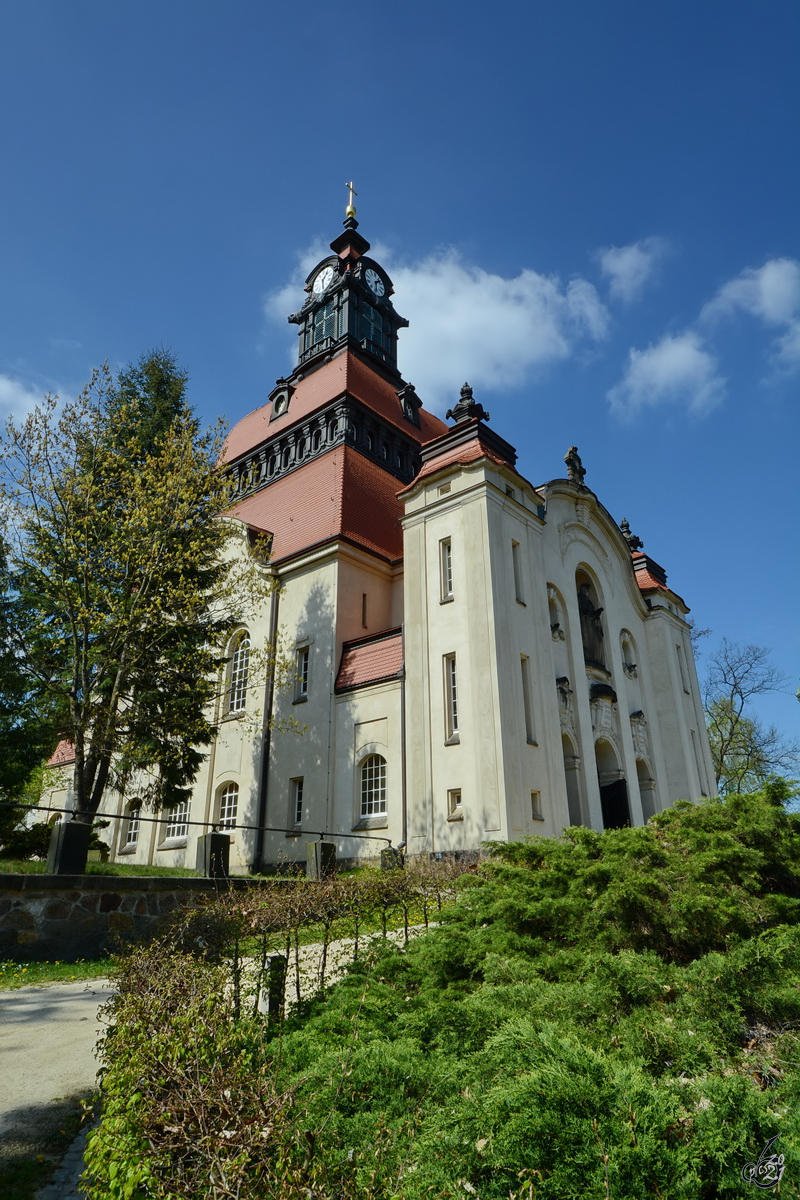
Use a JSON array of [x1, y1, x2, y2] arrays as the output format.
[[0, 875, 263, 961]]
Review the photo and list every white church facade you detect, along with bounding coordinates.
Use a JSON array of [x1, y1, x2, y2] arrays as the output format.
[[45, 211, 715, 872]]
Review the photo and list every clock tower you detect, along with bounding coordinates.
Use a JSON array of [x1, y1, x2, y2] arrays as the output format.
[[222, 200, 447, 564], [289, 214, 409, 382]]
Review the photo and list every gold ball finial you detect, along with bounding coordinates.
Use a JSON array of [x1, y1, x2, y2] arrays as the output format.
[[345, 180, 358, 219]]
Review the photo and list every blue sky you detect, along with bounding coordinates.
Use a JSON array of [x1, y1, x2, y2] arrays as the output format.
[[1, 1, 798, 749]]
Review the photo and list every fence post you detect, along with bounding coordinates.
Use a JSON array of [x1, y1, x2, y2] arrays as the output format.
[[267, 954, 287, 1031], [306, 840, 336, 880], [195, 832, 231, 880], [380, 846, 405, 871], [46, 819, 92, 875]]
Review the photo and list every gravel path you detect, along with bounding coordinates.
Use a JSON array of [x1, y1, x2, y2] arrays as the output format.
[[0, 979, 113, 1199], [0, 924, 432, 1197]]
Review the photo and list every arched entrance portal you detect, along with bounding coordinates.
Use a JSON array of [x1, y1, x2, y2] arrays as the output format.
[[595, 738, 631, 829]]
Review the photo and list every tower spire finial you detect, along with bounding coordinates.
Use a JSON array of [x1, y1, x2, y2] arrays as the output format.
[[345, 180, 358, 219]]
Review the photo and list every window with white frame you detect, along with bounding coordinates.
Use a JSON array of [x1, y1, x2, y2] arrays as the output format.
[[123, 802, 141, 848], [531, 791, 543, 820], [440, 538, 453, 601], [295, 646, 310, 701], [444, 653, 459, 741], [217, 782, 238, 830], [512, 541, 524, 604], [521, 654, 535, 743], [291, 777, 304, 827], [227, 631, 250, 714], [360, 755, 387, 818], [163, 799, 189, 841]]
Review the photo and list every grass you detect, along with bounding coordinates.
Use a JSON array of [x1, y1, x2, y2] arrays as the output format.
[[0, 857, 197, 877], [0, 957, 113, 989]]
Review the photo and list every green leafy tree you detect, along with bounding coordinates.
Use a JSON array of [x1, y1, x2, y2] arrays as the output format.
[[0, 354, 268, 834], [704, 639, 799, 795]]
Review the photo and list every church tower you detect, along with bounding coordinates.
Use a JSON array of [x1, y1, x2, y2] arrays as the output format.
[[55, 199, 714, 873], [216, 199, 447, 870]]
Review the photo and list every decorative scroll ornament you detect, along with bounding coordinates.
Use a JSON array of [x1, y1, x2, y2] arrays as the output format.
[[630, 710, 649, 758], [446, 382, 490, 424], [556, 677, 575, 731], [620, 517, 644, 551]]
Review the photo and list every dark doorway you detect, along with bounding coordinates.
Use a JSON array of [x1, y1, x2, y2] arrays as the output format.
[[600, 778, 631, 829]]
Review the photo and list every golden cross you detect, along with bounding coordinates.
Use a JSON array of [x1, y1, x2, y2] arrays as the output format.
[[345, 180, 358, 216]]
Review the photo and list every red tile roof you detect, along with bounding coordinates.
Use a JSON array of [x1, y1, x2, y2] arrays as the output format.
[[46, 740, 75, 768], [223, 350, 447, 465], [399, 422, 518, 495], [632, 552, 687, 609], [229, 444, 404, 563], [336, 629, 404, 693]]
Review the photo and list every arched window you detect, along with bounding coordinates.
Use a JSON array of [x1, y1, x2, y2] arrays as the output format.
[[218, 782, 239, 830], [360, 754, 387, 818], [576, 571, 606, 669], [227, 632, 250, 714], [123, 801, 141, 848]]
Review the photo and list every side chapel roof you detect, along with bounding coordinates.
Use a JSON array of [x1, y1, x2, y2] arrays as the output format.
[[335, 628, 404, 693]]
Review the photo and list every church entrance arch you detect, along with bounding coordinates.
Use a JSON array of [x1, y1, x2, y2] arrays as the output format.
[[561, 733, 584, 826], [595, 738, 631, 829]]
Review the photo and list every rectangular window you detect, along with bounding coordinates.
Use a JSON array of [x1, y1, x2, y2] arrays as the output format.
[[512, 540, 524, 604], [295, 646, 310, 701], [521, 655, 536, 743], [531, 791, 543, 820], [444, 653, 459, 741], [124, 806, 141, 847], [362, 593, 368, 628], [447, 788, 462, 819], [358, 301, 386, 354], [690, 731, 708, 797], [312, 300, 337, 347], [291, 777, 304, 827], [676, 644, 691, 694], [164, 800, 189, 841], [440, 537, 453, 601]]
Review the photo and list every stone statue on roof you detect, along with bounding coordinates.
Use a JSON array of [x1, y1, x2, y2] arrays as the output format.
[[564, 446, 586, 486]]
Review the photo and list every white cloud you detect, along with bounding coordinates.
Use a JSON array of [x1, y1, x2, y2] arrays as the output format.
[[390, 251, 609, 408], [701, 257, 800, 371], [266, 244, 610, 410], [598, 236, 669, 304], [0, 374, 42, 425], [607, 331, 724, 420]]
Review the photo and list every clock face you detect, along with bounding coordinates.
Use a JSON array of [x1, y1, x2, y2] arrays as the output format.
[[313, 265, 335, 294], [365, 268, 385, 297]]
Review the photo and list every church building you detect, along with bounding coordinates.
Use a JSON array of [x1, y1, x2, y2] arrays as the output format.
[[47, 207, 715, 872]]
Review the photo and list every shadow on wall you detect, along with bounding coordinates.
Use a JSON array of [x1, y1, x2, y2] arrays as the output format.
[[256, 579, 334, 867]]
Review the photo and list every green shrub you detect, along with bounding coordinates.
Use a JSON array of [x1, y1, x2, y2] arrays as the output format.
[[86, 790, 800, 1198]]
